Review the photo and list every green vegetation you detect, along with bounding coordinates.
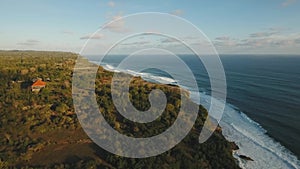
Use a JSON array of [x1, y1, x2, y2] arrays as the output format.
[[0, 51, 239, 169]]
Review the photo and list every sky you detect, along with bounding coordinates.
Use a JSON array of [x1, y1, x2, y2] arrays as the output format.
[[1, 0, 300, 54]]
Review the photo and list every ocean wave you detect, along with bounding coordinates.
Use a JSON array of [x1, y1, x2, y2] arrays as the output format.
[[192, 92, 300, 169], [151, 76, 177, 84], [103, 64, 120, 72], [101, 63, 177, 85]]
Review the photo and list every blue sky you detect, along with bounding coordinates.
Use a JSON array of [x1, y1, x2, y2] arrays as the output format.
[[1, 0, 300, 54]]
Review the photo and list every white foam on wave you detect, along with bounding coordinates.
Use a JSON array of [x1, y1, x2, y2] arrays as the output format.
[[103, 64, 120, 73], [151, 76, 176, 84], [123, 69, 177, 84], [190, 92, 300, 169], [105, 64, 115, 70], [101, 63, 177, 85]]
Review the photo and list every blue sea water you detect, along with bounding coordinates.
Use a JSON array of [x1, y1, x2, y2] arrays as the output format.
[[87, 54, 300, 169]]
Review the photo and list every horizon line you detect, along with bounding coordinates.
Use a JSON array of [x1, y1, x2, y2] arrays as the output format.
[[0, 49, 300, 56]]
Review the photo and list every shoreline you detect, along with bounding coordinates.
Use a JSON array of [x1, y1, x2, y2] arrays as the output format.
[[98, 60, 300, 169], [97, 61, 245, 167]]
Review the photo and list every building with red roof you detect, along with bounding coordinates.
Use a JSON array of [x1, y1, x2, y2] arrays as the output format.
[[31, 79, 46, 92]]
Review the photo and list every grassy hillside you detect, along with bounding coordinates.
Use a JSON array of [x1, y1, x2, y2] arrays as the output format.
[[0, 51, 239, 169]]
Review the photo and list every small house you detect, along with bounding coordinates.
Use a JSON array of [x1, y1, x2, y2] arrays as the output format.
[[31, 79, 46, 92]]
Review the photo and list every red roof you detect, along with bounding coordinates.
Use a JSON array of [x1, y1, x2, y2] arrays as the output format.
[[32, 79, 46, 87]]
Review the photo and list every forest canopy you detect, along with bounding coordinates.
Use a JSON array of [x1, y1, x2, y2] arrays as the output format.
[[0, 51, 239, 169]]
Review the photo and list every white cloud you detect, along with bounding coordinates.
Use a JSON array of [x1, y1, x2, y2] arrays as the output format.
[[170, 9, 184, 16], [213, 30, 300, 54], [120, 41, 150, 46], [268, 27, 287, 32], [249, 31, 278, 38], [242, 30, 300, 48], [281, 0, 297, 7], [17, 39, 40, 46], [103, 15, 130, 33], [238, 36, 300, 48], [108, 1, 115, 7], [215, 36, 231, 41], [80, 33, 104, 40], [214, 36, 238, 47]]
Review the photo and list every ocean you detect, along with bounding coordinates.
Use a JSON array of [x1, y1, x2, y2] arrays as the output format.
[[87, 54, 300, 169]]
